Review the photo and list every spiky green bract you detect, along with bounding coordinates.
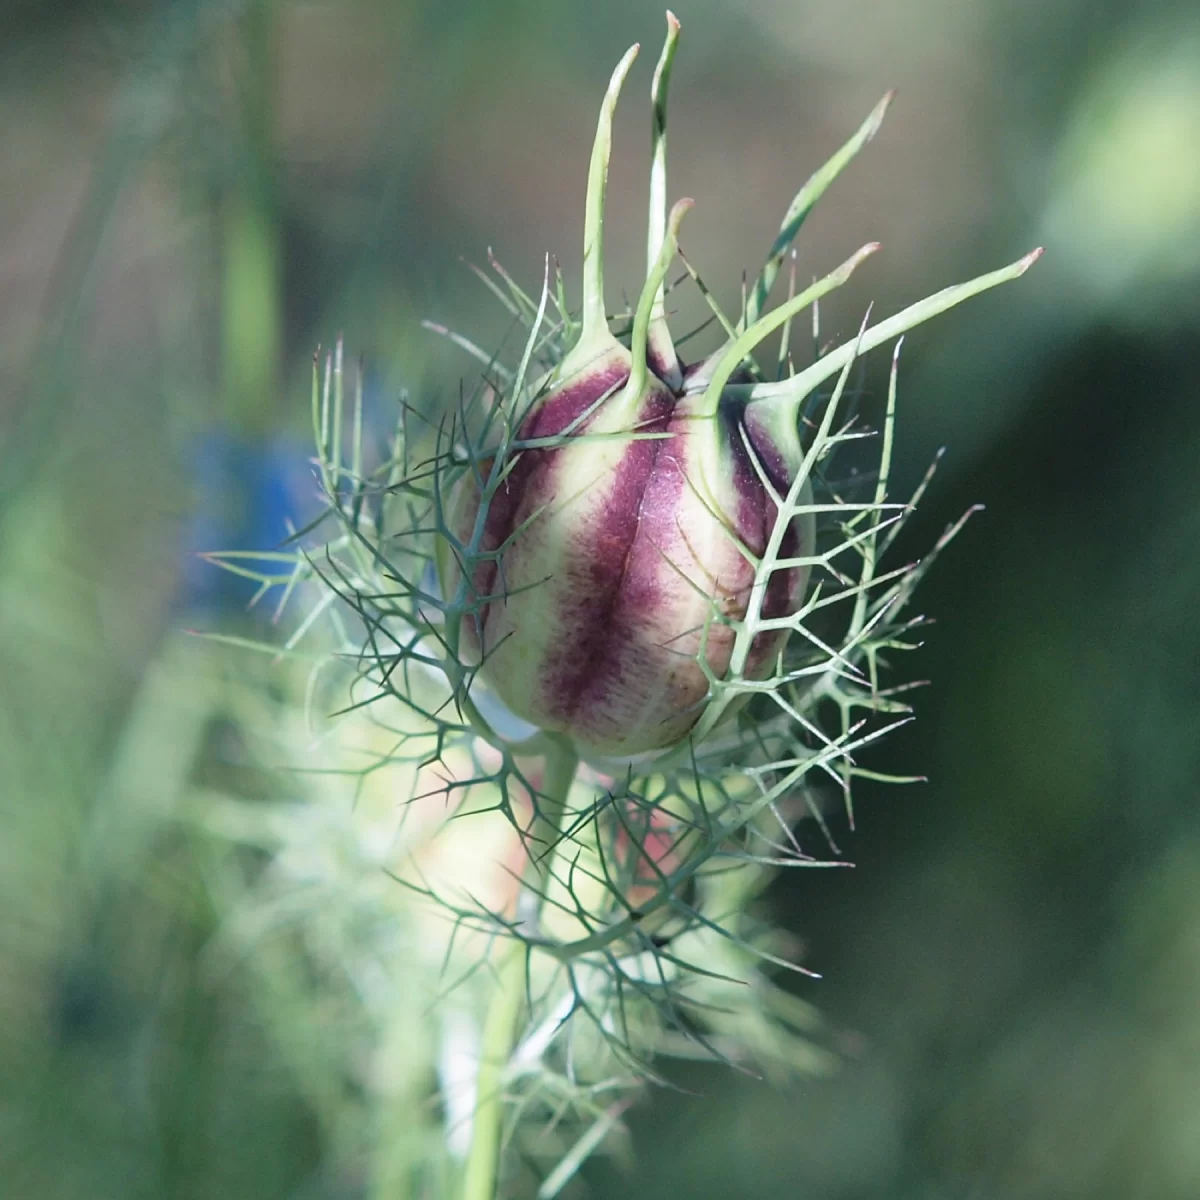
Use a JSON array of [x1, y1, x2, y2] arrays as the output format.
[[197, 14, 1040, 1197]]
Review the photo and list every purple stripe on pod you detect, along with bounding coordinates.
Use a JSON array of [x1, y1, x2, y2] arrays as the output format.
[[451, 354, 631, 658], [445, 356, 814, 756], [536, 383, 680, 742]]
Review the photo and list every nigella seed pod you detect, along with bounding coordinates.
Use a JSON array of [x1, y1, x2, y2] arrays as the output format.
[[437, 14, 1042, 760], [446, 355, 816, 759], [438, 31, 813, 760]]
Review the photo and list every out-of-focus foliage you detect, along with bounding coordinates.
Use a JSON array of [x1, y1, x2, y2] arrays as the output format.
[[2, 0, 1199, 1197]]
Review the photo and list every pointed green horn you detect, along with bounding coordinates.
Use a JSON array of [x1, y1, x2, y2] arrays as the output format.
[[626, 197, 693, 405], [647, 13, 682, 299], [742, 91, 894, 332], [579, 44, 641, 346], [743, 248, 1045, 408], [700, 242, 880, 418], [647, 12, 683, 385]]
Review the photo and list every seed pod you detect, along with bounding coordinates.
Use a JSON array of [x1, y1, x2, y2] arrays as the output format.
[[438, 16, 1041, 760]]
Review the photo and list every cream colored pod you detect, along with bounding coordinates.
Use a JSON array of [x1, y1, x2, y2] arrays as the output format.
[[436, 34, 822, 762], [435, 26, 1040, 764], [438, 343, 819, 759]]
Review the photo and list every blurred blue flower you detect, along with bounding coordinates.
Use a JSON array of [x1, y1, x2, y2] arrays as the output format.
[[181, 430, 317, 614]]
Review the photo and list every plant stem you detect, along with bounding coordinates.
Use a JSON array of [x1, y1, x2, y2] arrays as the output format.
[[222, 0, 280, 436], [461, 735, 579, 1200], [459, 939, 525, 1200]]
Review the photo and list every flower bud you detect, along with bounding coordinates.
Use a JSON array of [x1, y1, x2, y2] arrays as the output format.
[[437, 24, 1041, 761], [444, 355, 816, 758], [438, 42, 821, 760]]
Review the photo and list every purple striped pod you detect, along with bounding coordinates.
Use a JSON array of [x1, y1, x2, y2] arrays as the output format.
[[433, 26, 849, 761], [443, 352, 815, 758], [436, 16, 1040, 759]]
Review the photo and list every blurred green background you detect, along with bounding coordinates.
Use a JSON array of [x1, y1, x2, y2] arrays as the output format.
[[3, 0, 1200, 1197]]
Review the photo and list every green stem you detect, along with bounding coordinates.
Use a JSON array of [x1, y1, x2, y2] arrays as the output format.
[[460, 941, 525, 1200], [461, 735, 580, 1200], [222, 0, 280, 436]]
